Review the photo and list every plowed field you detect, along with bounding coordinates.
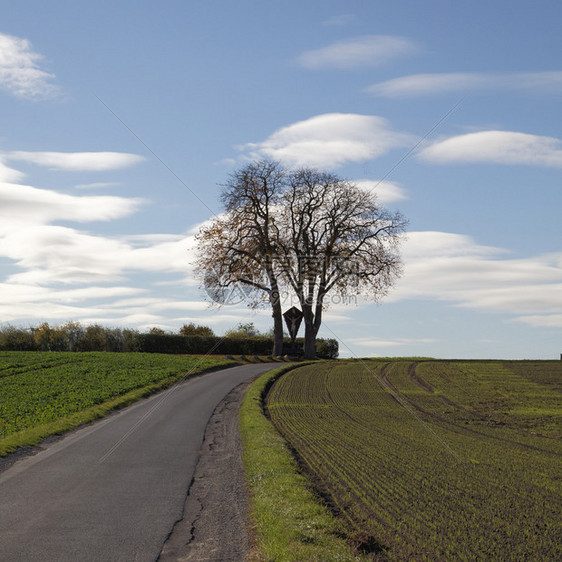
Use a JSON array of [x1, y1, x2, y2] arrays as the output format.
[[266, 360, 562, 560]]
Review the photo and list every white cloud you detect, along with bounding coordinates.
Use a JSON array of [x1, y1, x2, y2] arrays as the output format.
[[0, 182, 144, 225], [401, 231, 502, 260], [0, 286, 217, 330], [418, 131, 562, 168], [1, 225, 134, 285], [388, 232, 562, 323], [0, 224, 196, 286], [0, 283, 144, 323], [74, 182, 121, 190], [351, 337, 437, 348], [0, 157, 192, 287], [0, 283, 143, 306], [0, 153, 204, 330], [242, 113, 413, 169], [0, 301, 99, 324], [0, 160, 24, 182], [515, 314, 562, 328], [460, 284, 562, 314], [366, 71, 562, 97], [2, 145, 560, 336], [103, 298, 208, 313], [355, 179, 408, 203], [2, 222, 562, 333], [7, 151, 144, 171], [298, 35, 419, 69], [0, 32, 60, 100], [51, 286, 146, 303], [124, 233, 198, 274]]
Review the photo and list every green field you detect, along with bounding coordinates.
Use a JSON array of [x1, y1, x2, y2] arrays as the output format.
[[266, 360, 562, 560], [0, 351, 235, 455]]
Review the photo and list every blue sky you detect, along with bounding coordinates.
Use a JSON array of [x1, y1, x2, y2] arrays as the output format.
[[1, 0, 561, 359]]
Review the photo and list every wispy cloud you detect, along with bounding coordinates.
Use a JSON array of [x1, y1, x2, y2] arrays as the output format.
[[241, 113, 413, 168], [74, 182, 121, 190], [322, 14, 355, 27], [515, 314, 562, 328], [0, 285, 142, 324], [2, 225, 135, 285], [388, 231, 562, 328], [0, 157, 189, 291], [1, 225, 195, 286], [355, 179, 408, 203], [366, 71, 562, 97], [0, 283, 211, 328], [0, 32, 61, 100], [298, 35, 420, 69], [418, 130, 562, 168], [351, 337, 437, 348], [0, 182, 144, 226], [3, 147, 561, 333], [6, 151, 145, 171]]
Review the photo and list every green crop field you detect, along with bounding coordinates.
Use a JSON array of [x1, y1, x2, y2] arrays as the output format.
[[266, 360, 562, 560], [0, 351, 234, 455]]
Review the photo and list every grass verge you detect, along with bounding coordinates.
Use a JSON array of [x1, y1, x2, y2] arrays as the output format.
[[239, 363, 364, 561]]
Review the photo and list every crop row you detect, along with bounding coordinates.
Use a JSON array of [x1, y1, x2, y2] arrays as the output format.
[[267, 360, 562, 560]]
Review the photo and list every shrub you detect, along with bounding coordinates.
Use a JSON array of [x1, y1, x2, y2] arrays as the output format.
[[179, 323, 215, 337], [0, 326, 37, 351], [316, 338, 339, 359]]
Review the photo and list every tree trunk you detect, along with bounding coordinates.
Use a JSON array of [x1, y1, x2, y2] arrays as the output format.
[[302, 304, 316, 359], [270, 282, 284, 356], [272, 305, 284, 356], [303, 322, 316, 359]]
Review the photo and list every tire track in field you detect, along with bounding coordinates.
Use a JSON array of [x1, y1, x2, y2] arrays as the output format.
[[408, 362, 488, 419], [322, 364, 373, 429], [381, 362, 560, 456], [408, 361, 434, 393], [267, 366, 422, 553], [315, 365, 472, 550]]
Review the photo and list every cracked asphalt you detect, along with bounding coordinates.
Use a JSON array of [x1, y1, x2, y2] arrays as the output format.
[[159, 381, 252, 561], [0, 363, 277, 562]]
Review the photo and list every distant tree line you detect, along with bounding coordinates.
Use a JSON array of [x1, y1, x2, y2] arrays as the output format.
[[0, 322, 338, 358]]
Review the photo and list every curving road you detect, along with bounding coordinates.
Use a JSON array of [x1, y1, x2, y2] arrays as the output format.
[[0, 363, 277, 562]]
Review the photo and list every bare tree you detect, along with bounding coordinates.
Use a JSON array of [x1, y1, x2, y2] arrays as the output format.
[[195, 161, 407, 359], [278, 168, 407, 358], [195, 160, 286, 355]]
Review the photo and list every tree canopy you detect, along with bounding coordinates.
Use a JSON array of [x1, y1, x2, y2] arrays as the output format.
[[195, 160, 407, 358]]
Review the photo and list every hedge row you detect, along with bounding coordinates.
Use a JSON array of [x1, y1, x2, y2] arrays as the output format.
[[136, 333, 339, 359], [0, 325, 338, 359]]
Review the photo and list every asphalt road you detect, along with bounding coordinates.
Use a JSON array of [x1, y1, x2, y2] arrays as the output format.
[[0, 363, 277, 562]]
